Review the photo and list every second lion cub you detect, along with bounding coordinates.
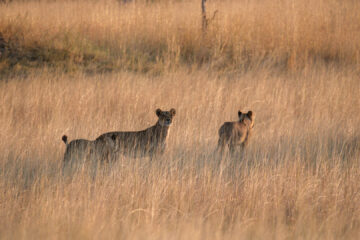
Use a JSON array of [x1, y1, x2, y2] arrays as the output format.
[[217, 110, 255, 155]]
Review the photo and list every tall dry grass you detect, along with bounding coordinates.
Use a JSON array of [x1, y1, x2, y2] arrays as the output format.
[[1, 0, 360, 239], [0, 68, 359, 239], [1, 0, 360, 74]]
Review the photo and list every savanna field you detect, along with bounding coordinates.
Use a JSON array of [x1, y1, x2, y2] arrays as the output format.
[[0, 0, 360, 239]]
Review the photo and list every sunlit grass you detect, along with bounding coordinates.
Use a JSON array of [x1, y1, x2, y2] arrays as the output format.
[[0, 0, 360, 75], [1, 0, 359, 239], [0, 68, 359, 239]]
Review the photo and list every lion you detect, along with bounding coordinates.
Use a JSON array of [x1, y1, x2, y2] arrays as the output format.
[[95, 108, 176, 159], [62, 135, 93, 163], [61, 108, 176, 165], [217, 110, 255, 155], [61, 135, 110, 172]]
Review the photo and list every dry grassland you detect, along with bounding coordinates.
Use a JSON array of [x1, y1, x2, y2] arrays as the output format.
[[0, 0, 360, 73], [1, 68, 359, 239], [0, 0, 360, 239]]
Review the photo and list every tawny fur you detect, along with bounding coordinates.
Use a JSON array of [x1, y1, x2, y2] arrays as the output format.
[[62, 136, 95, 164], [217, 110, 255, 155], [95, 108, 176, 159], [62, 108, 176, 163]]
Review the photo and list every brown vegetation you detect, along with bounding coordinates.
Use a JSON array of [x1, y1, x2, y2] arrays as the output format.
[[0, 0, 360, 75], [0, 0, 359, 239], [1, 69, 359, 239]]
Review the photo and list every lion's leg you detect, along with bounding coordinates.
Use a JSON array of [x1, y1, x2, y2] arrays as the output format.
[[148, 148, 161, 162], [217, 137, 227, 156], [229, 143, 236, 156]]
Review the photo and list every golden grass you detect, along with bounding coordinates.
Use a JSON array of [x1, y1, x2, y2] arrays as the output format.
[[1, 0, 360, 239], [1, 0, 360, 74], [0, 68, 359, 239]]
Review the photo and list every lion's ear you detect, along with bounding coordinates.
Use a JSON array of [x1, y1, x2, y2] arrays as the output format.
[[170, 108, 176, 116], [156, 109, 162, 117], [247, 111, 253, 119]]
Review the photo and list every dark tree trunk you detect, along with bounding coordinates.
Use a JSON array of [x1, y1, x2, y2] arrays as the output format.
[[201, 0, 207, 33]]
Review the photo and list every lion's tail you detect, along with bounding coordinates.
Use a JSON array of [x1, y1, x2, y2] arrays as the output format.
[[62, 135, 68, 145]]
